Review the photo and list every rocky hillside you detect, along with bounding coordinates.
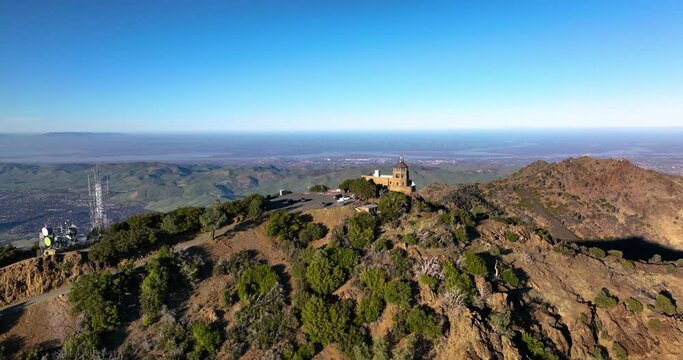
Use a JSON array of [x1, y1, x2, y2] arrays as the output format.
[[425, 157, 683, 249], [0, 252, 102, 307], [2, 161, 683, 359]]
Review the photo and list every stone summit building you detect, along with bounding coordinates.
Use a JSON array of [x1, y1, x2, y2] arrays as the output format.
[[362, 156, 416, 195]]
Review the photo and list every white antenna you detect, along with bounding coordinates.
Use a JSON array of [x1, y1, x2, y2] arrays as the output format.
[[88, 165, 108, 231]]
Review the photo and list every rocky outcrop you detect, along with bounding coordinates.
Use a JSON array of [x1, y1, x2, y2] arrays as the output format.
[[0, 252, 102, 306]]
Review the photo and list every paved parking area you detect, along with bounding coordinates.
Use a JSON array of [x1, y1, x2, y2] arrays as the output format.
[[267, 191, 357, 212]]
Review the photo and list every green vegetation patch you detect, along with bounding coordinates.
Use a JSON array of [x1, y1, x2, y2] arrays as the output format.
[[625, 297, 643, 314], [594, 288, 618, 309], [355, 296, 385, 325], [462, 251, 488, 276], [378, 191, 411, 223], [346, 212, 377, 249], [588, 247, 606, 259], [655, 292, 677, 315], [384, 280, 413, 307], [237, 263, 279, 301]]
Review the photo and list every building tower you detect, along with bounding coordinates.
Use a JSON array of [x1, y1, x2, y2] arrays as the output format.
[[392, 155, 409, 188]]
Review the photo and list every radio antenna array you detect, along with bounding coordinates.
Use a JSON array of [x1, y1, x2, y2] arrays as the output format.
[[88, 165, 108, 231]]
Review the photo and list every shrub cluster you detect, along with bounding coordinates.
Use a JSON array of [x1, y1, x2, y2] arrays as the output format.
[[160, 207, 205, 235], [462, 251, 488, 276], [305, 247, 358, 294], [309, 184, 329, 192], [384, 280, 413, 307], [347, 212, 378, 249], [588, 247, 607, 259], [141, 246, 178, 324], [625, 297, 643, 314], [442, 260, 476, 303], [377, 191, 411, 223], [68, 271, 124, 333], [301, 295, 352, 344], [655, 292, 677, 315], [236, 263, 279, 301], [233, 285, 298, 350], [355, 296, 385, 324], [594, 288, 618, 309], [267, 211, 328, 250], [500, 268, 521, 288], [338, 178, 379, 200], [520, 332, 559, 360]]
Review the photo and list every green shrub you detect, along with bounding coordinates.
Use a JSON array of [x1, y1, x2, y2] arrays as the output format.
[[160, 207, 205, 234], [141, 246, 177, 321], [625, 297, 643, 314], [267, 210, 304, 242], [589, 247, 606, 259], [500, 268, 521, 288], [384, 280, 412, 307], [298, 222, 328, 244], [649, 254, 662, 263], [611, 342, 628, 360], [667, 264, 676, 273], [620, 259, 635, 270], [305, 249, 347, 294], [347, 212, 377, 249], [520, 332, 558, 360], [442, 261, 476, 302], [356, 296, 385, 324], [359, 267, 387, 296], [655, 292, 677, 315], [406, 306, 442, 340], [61, 332, 100, 359], [418, 274, 439, 290], [591, 346, 608, 360], [552, 245, 576, 257], [462, 251, 488, 276], [329, 246, 359, 271], [301, 295, 351, 344], [191, 322, 222, 355], [200, 205, 228, 239], [213, 250, 258, 276], [489, 310, 513, 338], [607, 250, 623, 258], [338, 178, 378, 200], [378, 191, 411, 222], [234, 285, 297, 349], [452, 227, 468, 244], [402, 233, 418, 245], [594, 288, 618, 309], [237, 263, 279, 301], [388, 248, 413, 278], [309, 184, 329, 192], [68, 272, 123, 333], [579, 313, 589, 324], [648, 318, 661, 331], [676, 259, 683, 267], [504, 231, 518, 242]]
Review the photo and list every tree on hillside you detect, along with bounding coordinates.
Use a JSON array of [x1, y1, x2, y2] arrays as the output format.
[[339, 178, 378, 200], [346, 212, 377, 249], [69, 272, 123, 333], [309, 184, 329, 192], [378, 191, 411, 222], [200, 204, 228, 240]]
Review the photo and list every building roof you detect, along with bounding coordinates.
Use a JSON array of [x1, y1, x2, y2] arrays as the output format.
[[393, 155, 408, 169]]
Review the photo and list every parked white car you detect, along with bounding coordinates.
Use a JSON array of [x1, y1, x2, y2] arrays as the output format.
[[337, 195, 351, 202]]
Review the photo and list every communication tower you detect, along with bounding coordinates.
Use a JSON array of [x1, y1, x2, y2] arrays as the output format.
[[88, 165, 109, 231]]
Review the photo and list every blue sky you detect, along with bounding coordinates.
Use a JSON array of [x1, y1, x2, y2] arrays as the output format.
[[1, 1, 682, 132]]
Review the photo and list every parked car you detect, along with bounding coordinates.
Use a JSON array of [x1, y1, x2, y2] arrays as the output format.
[[337, 196, 351, 202]]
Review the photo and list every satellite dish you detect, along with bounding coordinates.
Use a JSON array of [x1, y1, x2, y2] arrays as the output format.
[[41, 227, 50, 236], [43, 237, 52, 247]]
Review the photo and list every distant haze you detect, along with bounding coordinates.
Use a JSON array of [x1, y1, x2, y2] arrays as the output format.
[[1, 130, 682, 171]]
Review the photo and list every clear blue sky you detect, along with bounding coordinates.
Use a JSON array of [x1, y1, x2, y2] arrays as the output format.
[[1, 1, 682, 132]]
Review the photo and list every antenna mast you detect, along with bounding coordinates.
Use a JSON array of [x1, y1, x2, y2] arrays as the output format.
[[89, 165, 108, 231]]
